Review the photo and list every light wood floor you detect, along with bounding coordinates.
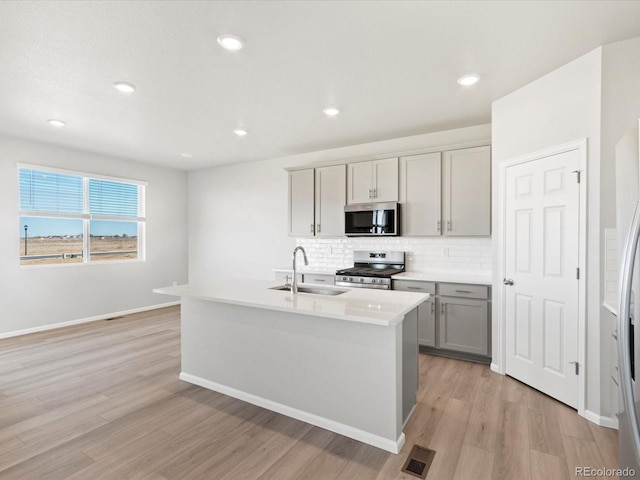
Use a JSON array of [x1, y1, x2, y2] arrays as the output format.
[[0, 305, 618, 480]]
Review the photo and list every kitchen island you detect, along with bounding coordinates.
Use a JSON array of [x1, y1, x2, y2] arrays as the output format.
[[153, 280, 428, 453]]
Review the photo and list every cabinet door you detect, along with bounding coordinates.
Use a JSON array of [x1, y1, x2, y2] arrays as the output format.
[[392, 280, 435, 347], [443, 146, 491, 236], [288, 169, 315, 237], [418, 298, 436, 347], [315, 165, 346, 237], [399, 153, 441, 235], [347, 162, 373, 204], [372, 158, 399, 202], [439, 297, 488, 355]]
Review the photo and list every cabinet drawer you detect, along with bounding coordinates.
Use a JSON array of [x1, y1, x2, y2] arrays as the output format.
[[393, 280, 436, 294], [439, 283, 488, 299], [303, 274, 335, 285]]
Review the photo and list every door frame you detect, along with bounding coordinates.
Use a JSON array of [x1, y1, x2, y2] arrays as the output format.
[[494, 138, 587, 415]]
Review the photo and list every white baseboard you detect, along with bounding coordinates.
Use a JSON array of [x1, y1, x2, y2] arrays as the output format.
[[584, 409, 619, 429], [490, 362, 503, 374], [0, 301, 180, 340], [179, 371, 405, 454]]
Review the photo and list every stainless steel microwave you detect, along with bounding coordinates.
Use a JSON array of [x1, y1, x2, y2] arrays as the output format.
[[344, 202, 400, 236]]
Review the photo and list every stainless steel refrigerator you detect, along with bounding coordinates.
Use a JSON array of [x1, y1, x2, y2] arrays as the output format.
[[617, 120, 640, 476]]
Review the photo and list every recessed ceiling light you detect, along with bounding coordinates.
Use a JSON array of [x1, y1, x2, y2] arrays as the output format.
[[47, 119, 66, 127], [217, 35, 244, 51], [233, 128, 248, 136], [113, 81, 136, 93], [457, 74, 481, 86], [180, 153, 193, 158], [323, 107, 340, 117]]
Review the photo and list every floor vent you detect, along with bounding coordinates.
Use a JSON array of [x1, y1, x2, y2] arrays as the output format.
[[400, 444, 435, 479]]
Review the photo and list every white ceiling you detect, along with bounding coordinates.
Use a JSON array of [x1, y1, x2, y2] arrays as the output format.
[[2, 1, 640, 171]]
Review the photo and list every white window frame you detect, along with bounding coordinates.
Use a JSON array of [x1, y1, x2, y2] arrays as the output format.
[[18, 163, 147, 268]]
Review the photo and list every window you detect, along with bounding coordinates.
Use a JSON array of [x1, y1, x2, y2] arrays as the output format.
[[19, 165, 145, 266]]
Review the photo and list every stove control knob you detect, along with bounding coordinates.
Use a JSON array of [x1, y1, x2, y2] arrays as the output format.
[[348, 277, 353, 282], [359, 278, 364, 283]]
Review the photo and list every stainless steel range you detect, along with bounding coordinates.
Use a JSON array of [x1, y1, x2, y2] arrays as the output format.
[[335, 250, 405, 290]]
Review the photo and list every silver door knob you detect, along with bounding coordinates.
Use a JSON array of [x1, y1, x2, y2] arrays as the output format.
[[503, 278, 514, 286]]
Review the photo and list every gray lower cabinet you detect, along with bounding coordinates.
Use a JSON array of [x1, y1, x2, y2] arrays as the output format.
[[393, 278, 491, 361], [439, 296, 488, 356], [418, 298, 436, 347], [393, 280, 436, 347]]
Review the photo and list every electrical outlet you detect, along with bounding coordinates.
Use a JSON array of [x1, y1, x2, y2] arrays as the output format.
[[327, 246, 332, 254], [172, 280, 178, 286], [441, 248, 449, 257]]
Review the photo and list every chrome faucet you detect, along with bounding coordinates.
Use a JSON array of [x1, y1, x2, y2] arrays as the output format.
[[291, 246, 309, 294]]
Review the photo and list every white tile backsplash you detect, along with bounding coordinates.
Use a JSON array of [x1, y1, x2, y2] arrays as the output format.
[[296, 236, 493, 273]]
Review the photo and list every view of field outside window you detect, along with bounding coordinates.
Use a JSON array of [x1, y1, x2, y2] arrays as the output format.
[[19, 168, 142, 266]]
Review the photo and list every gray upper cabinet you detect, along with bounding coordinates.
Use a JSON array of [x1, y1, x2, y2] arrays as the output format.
[[288, 165, 346, 237], [315, 165, 346, 237], [399, 152, 441, 236], [288, 168, 315, 237], [442, 146, 491, 236], [290, 144, 490, 237], [347, 158, 398, 204]]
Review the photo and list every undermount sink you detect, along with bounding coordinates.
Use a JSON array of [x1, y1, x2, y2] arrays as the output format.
[[270, 285, 347, 296]]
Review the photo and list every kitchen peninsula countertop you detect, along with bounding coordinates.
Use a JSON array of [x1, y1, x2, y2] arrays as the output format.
[[154, 279, 428, 326], [274, 267, 492, 285]]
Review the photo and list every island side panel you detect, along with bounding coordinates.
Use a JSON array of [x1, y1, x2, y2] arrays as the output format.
[[402, 307, 418, 425], [180, 297, 404, 450]]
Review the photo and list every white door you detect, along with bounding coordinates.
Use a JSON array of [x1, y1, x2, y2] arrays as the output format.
[[504, 149, 580, 408]]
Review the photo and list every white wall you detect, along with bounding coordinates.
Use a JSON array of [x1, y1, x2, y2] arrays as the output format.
[[600, 36, 640, 416], [0, 135, 188, 336], [188, 124, 492, 284], [491, 49, 603, 416]]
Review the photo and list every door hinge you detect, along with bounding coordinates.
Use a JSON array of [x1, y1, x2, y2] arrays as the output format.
[[572, 170, 581, 183], [576, 267, 580, 279], [569, 361, 579, 375]]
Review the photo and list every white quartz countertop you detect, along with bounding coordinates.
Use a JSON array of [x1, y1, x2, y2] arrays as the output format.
[[392, 271, 492, 285], [154, 280, 429, 326], [274, 267, 492, 285]]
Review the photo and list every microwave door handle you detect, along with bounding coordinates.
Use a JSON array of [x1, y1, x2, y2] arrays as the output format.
[[619, 201, 640, 466]]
